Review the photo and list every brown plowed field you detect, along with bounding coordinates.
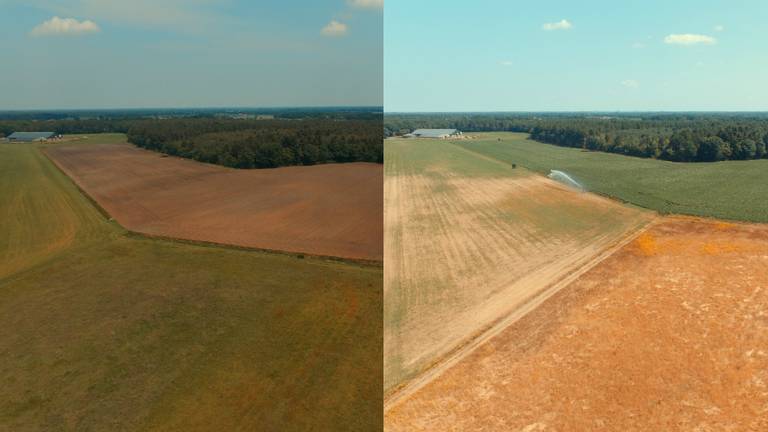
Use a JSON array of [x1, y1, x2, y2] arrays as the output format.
[[385, 217, 768, 431], [45, 142, 382, 261]]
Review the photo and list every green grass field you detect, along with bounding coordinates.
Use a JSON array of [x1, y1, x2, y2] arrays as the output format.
[[456, 132, 768, 222], [0, 138, 382, 431]]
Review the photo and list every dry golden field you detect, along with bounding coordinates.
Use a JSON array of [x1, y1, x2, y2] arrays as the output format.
[[386, 217, 768, 431], [384, 138, 653, 395]]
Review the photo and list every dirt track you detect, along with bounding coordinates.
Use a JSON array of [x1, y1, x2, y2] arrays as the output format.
[[45, 143, 382, 261], [385, 217, 768, 431]]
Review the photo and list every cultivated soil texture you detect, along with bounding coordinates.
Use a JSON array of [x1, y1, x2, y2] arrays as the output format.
[[45, 140, 383, 261], [384, 138, 653, 394], [385, 217, 768, 431]]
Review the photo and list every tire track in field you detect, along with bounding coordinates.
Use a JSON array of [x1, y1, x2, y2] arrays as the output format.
[[384, 138, 655, 397], [385, 217, 658, 411]]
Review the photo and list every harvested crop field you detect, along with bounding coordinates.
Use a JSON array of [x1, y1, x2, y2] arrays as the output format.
[[384, 138, 653, 394], [44, 137, 382, 261], [386, 217, 768, 431]]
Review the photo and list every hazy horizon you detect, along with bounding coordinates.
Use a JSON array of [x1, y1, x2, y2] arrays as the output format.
[[0, 105, 383, 112], [0, 0, 383, 110], [384, 110, 768, 114]]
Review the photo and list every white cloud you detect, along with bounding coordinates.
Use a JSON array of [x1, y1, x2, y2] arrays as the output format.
[[621, 79, 639, 88], [714, 24, 725, 32], [542, 19, 572, 31], [499, 60, 513, 67], [664, 33, 716, 45], [347, 0, 383, 9], [30, 16, 100, 36], [632, 42, 646, 49], [321, 20, 348, 37], [18, 0, 222, 31]]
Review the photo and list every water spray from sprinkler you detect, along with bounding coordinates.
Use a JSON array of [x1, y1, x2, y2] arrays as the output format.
[[548, 170, 585, 192]]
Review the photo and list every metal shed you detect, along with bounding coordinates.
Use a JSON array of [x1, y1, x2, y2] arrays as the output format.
[[7, 132, 56, 142], [409, 129, 461, 139]]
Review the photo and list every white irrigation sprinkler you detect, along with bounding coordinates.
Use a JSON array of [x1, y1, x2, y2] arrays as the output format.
[[548, 170, 584, 192]]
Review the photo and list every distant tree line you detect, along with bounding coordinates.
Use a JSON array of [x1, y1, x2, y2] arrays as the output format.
[[1, 113, 383, 168], [0, 107, 381, 122], [0, 119, 134, 137], [529, 124, 768, 162], [127, 118, 383, 168], [385, 113, 768, 162]]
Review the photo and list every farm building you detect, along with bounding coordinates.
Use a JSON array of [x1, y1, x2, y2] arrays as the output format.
[[7, 132, 56, 142], [404, 129, 462, 139]]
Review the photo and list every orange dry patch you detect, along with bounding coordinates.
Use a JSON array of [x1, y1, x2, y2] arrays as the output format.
[[714, 221, 736, 230], [44, 144, 382, 261], [385, 217, 768, 431], [631, 220, 762, 258], [634, 232, 658, 256], [701, 241, 742, 255]]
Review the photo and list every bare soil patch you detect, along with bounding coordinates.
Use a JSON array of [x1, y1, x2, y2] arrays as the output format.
[[45, 143, 382, 261], [385, 217, 768, 431]]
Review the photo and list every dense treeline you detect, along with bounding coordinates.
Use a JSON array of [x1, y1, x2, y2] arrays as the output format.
[[530, 123, 768, 161], [1, 111, 383, 168], [385, 113, 768, 162], [1, 109, 381, 138], [127, 118, 383, 168]]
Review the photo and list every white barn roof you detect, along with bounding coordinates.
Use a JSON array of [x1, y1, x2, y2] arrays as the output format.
[[410, 129, 459, 138], [8, 132, 55, 141]]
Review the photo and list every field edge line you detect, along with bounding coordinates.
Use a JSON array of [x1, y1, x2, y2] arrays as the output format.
[[384, 216, 660, 412], [40, 146, 383, 268]]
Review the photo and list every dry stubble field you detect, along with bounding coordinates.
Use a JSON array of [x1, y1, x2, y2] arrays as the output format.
[[386, 217, 768, 431], [384, 138, 653, 395], [45, 139, 383, 261]]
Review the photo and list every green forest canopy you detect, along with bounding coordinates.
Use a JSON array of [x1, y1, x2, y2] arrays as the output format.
[[1, 111, 383, 168], [385, 113, 768, 163], [127, 118, 382, 168]]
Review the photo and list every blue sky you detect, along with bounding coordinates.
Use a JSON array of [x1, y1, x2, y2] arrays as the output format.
[[385, 0, 768, 112], [0, 0, 382, 109]]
